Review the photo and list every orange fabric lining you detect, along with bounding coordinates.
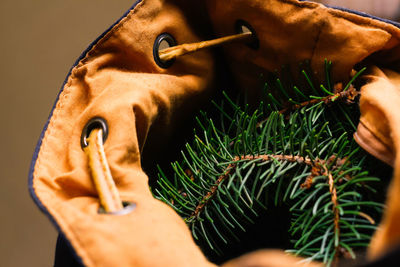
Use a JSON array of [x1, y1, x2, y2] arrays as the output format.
[[31, 0, 400, 265]]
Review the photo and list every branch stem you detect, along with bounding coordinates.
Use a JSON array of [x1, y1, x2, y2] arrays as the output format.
[[187, 154, 344, 225], [258, 84, 358, 127]]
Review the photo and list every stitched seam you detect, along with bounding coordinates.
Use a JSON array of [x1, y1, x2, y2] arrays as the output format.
[[76, 0, 146, 70], [66, 0, 146, 84], [33, 86, 96, 266], [32, 2, 146, 266]]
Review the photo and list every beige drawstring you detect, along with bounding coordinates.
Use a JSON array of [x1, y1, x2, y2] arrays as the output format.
[[159, 31, 253, 62], [85, 128, 123, 213], [84, 31, 254, 212]]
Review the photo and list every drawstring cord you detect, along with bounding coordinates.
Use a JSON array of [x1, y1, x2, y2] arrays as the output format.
[[85, 128, 123, 213], [85, 32, 253, 212], [159, 31, 252, 62]]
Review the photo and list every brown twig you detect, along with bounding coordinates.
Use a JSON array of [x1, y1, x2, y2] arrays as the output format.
[[257, 83, 358, 127], [324, 165, 341, 261], [187, 154, 345, 221], [280, 84, 358, 114]]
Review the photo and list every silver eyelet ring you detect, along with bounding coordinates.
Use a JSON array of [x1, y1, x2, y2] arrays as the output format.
[[98, 201, 136, 215], [235, 19, 259, 50], [80, 117, 108, 149], [153, 33, 177, 69]]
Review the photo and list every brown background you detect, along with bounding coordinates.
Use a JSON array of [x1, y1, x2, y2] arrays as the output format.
[[0, 1, 399, 267], [0, 1, 132, 266]]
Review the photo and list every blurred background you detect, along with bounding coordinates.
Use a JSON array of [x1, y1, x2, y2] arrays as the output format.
[[0, 1, 133, 266], [0, 1, 399, 266]]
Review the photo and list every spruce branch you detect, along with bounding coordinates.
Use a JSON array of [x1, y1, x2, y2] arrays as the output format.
[[188, 154, 347, 222], [277, 83, 358, 115], [154, 62, 383, 266], [260, 60, 365, 131]]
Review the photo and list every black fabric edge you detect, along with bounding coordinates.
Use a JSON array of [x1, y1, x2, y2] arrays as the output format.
[[54, 233, 85, 267]]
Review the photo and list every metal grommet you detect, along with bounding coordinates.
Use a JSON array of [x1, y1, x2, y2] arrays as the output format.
[[153, 33, 177, 69], [80, 117, 109, 149], [98, 201, 136, 215], [235, 20, 259, 50]]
